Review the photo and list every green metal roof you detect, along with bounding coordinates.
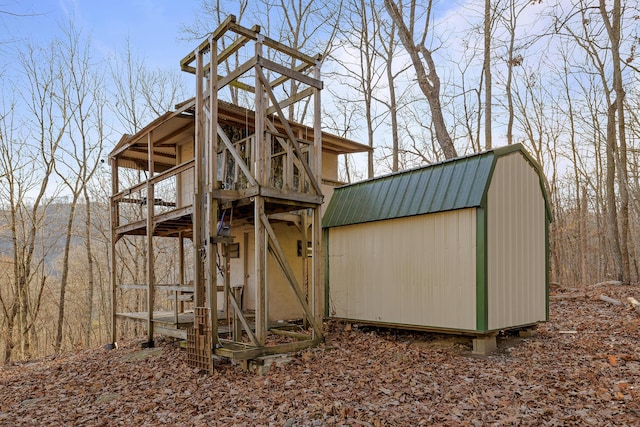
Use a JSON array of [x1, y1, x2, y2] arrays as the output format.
[[323, 144, 550, 228]]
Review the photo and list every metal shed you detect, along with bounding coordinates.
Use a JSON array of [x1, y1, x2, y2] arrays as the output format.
[[323, 144, 550, 346]]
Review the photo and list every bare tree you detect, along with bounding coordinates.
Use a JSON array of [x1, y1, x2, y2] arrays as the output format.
[[329, 0, 386, 178], [384, 0, 457, 159], [180, 1, 248, 104], [110, 40, 186, 134], [0, 40, 69, 362], [483, 0, 493, 150], [53, 21, 105, 353], [499, 0, 534, 146], [373, 7, 414, 172], [599, 0, 630, 282], [551, 0, 639, 283]]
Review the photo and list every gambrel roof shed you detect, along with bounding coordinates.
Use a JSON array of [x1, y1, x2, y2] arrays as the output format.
[[323, 144, 550, 336]]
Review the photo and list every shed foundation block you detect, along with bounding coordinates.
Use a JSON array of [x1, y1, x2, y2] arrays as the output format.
[[518, 326, 537, 338], [242, 354, 294, 374], [472, 335, 497, 355]]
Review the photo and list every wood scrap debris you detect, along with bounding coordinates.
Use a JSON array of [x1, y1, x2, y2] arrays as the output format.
[[599, 295, 623, 305], [627, 297, 640, 315]]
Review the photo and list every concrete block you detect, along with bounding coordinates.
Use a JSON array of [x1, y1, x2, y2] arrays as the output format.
[[519, 328, 537, 338], [473, 335, 497, 355]]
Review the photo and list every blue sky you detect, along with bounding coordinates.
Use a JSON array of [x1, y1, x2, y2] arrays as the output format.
[[1, 0, 201, 70]]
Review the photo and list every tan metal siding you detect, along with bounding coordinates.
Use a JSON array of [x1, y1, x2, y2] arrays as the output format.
[[487, 152, 546, 329], [328, 209, 477, 330], [178, 142, 194, 208], [229, 223, 304, 322]]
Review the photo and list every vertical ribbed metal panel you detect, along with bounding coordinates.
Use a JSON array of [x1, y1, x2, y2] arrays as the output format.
[[230, 222, 304, 322], [328, 210, 477, 331], [487, 152, 546, 329], [179, 143, 194, 208]]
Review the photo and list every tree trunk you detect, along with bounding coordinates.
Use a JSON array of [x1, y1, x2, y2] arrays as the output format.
[[483, 0, 492, 150], [384, 0, 457, 159], [605, 102, 624, 281], [386, 29, 400, 172], [581, 186, 588, 285], [600, 0, 628, 282], [54, 197, 79, 353], [3, 303, 18, 364], [83, 191, 95, 347]]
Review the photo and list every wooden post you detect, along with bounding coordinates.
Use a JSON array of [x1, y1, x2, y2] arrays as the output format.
[[193, 46, 204, 309], [312, 61, 324, 338], [109, 158, 119, 347], [207, 35, 219, 349], [235, 231, 249, 341], [254, 34, 267, 345], [301, 213, 309, 328], [223, 243, 231, 328], [254, 197, 267, 345], [145, 131, 155, 347], [176, 232, 185, 325]]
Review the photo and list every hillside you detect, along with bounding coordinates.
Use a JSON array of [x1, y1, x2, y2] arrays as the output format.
[[1, 283, 640, 426]]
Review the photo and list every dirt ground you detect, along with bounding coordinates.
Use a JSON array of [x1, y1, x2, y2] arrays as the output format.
[[1, 283, 640, 426]]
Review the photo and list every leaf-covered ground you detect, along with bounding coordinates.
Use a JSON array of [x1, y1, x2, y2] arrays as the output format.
[[1, 284, 640, 426]]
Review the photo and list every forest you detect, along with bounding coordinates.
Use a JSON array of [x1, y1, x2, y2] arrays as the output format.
[[0, 0, 639, 364]]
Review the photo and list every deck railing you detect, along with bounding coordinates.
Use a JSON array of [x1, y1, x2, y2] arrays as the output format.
[[111, 158, 195, 229]]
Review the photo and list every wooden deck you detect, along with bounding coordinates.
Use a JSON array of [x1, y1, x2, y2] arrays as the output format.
[[114, 186, 322, 239], [115, 310, 304, 345], [115, 205, 194, 238], [117, 311, 197, 326]]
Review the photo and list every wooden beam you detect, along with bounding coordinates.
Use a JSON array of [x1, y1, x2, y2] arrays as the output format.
[[218, 74, 254, 93], [254, 198, 267, 345], [270, 62, 314, 89], [119, 147, 177, 163], [312, 63, 324, 335], [215, 338, 321, 361], [193, 44, 205, 308], [212, 187, 260, 201], [154, 284, 194, 293], [180, 15, 235, 72], [218, 33, 251, 64], [218, 57, 257, 91], [227, 289, 260, 346], [256, 65, 322, 195], [227, 21, 264, 43], [110, 112, 191, 158], [311, 207, 323, 339], [154, 326, 187, 340], [207, 35, 219, 349], [105, 158, 191, 203], [260, 213, 323, 336], [268, 212, 302, 226], [110, 157, 119, 345], [116, 284, 148, 290], [261, 38, 320, 65], [213, 14, 238, 40], [151, 205, 192, 226], [146, 132, 156, 345], [270, 328, 312, 341], [217, 124, 258, 186], [258, 56, 323, 89], [260, 187, 323, 205], [153, 122, 193, 147], [266, 87, 314, 116]]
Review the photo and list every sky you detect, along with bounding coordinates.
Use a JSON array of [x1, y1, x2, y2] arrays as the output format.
[[1, 0, 202, 71], [0, 0, 564, 178]]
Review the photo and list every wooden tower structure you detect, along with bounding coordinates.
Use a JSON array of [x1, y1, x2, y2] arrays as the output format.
[[108, 15, 344, 370]]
